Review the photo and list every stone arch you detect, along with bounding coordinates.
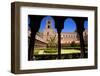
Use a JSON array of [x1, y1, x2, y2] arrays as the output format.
[[60, 17, 87, 58]]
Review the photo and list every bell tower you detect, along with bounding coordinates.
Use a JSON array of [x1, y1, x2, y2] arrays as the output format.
[[46, 19, 52, 29], [43, 19, 55, 42]]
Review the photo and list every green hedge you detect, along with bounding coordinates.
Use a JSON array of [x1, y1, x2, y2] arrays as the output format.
[[44, 48, 57, 53], [62, 46, 87, 49]]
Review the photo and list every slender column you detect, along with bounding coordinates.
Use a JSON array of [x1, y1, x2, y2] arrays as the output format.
[[28, 32, 35, 60], [58, 30, 61, 59], [54, 17, 64, 59], [74, 18, 86, 58], [28, 16, 44, 60], [78, 32, 85, 58]]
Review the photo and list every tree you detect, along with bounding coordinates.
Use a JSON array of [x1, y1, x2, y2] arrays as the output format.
[[70, 41, 75, 47], [47, 35, 57, 48]]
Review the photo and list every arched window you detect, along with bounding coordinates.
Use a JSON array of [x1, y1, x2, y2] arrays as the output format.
[[48, 25, 50, 29]]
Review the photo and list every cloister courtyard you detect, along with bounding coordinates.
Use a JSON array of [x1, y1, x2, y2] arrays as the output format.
[[28, 15, 88, 60]]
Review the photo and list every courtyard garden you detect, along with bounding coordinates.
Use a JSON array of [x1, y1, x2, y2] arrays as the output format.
[[33, 46, 87, 60], [33, 37, 88, 60]]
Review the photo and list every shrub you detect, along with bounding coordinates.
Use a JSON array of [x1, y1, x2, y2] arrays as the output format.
[[44, 48, 57, 53]]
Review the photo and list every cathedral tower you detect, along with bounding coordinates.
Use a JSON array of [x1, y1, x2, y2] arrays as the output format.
[[43, 19, 56, 42], [46, 19, 52, 29]]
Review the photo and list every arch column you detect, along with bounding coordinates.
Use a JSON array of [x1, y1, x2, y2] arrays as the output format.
[[28, 15, 45, 60], [73, 17, 87, 58], [54, 16, 65, 59]]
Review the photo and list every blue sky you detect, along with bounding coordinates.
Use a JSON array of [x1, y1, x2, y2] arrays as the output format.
[[84, 20, 88, 30], [28, 16, 88, 32], [62, 18, 76, 32]]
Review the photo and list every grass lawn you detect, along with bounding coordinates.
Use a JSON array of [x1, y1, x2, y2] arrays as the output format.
[[34, 49, 80, 55], [61, 49, 80, 54]]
